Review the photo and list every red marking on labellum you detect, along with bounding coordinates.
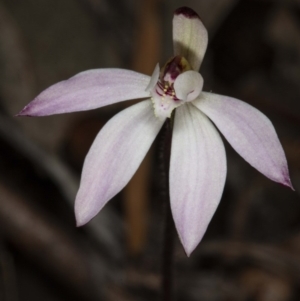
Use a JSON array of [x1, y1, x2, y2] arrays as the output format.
[[155, 80, 180, 101]]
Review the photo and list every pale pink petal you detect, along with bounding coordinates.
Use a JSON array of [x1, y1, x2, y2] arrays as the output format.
[[170, 104, 227, 256], [75, 100, 165, 226], [194, 92, 293, 188], [173, 7, 208, 71], [174, 70, 203, 101], [17, 69, 150, 116]]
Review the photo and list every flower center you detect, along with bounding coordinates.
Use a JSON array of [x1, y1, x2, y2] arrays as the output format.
[[149, 56, 203, 119], [155, 80, 179, 101]]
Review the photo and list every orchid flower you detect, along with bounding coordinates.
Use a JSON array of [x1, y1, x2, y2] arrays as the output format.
[[18, 7, 293, 256]]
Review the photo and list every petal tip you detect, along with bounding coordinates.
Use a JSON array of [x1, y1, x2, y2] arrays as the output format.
[[282, 174, 295, 191], [16, 106, 30, 117], [16, 103, 41, 117], [184, 248, 193, 257], [276, 167, 294, 190], [75, 210, 90, 227], [178, 231, 200, 257], [75, 200, 94, 227], [76, 221, 85, 228], [76, 220, 84, 227], [182, 240, 197, 257], [174, 7, 199, 19]]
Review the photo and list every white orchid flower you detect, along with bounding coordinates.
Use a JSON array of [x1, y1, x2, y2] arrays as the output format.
[[18, 7, 293, 256]]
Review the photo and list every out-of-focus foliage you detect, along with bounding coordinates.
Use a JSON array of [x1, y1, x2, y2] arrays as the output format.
[[0, 0, 299, 300]]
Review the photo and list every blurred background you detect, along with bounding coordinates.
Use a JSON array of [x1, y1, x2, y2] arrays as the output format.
[[0, 0, 300, 300]]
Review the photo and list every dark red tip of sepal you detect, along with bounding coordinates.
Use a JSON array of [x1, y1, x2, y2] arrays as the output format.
[[174, 7, 199, 19]]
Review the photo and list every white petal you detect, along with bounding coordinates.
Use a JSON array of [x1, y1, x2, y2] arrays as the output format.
[[170, 104, 227, 256], [75, 100, 165, 226], [145, 63, 160, 92], [18, 69, 150, 116], [194, 92, 293, 188], [173, 7, 208, 71], [174, 70, 203, 102]]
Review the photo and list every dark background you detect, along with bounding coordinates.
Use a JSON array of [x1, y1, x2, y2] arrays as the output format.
[[0, 0, 299, 300]]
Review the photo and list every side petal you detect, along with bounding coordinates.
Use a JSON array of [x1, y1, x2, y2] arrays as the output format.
[[194, 92, 293, 188], [173, 7, 208, 71], [170, 104, 227, 256], [174, 70, 203, 102], [17, 69, 150, 116], [75, 100, 165, 226]]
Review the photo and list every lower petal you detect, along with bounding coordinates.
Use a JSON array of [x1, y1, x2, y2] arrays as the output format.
[[75, 100, 165, 226], [170, 104, 227, 256], [193, 92, 293, 189]]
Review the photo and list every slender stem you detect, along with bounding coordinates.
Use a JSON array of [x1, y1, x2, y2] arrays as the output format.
[[159, 118, 175, 301]]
